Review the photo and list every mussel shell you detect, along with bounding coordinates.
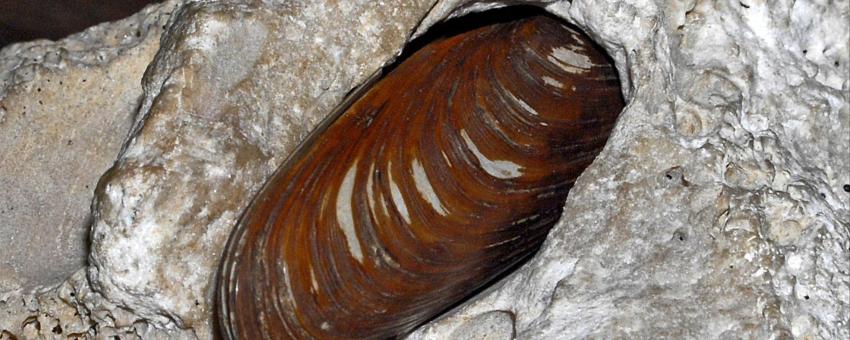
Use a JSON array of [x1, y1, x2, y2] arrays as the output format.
[[218, 14, 623, 339]]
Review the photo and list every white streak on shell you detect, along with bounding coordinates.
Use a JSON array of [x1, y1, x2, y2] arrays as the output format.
[[547, 46, 595, 75], [388, 160, 413, 224], [310, 268, 319, 291], [506, 91, 539, 116], [336, 161, 364, 263], [411, 158, 449, 215], [460, 129, 523, 179], [542, 76, 564, 88]]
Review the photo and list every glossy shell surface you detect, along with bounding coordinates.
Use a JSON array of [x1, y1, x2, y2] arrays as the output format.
[[218, 14, 624, 339]]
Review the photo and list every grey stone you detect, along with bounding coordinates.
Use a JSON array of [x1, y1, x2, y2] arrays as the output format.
[[448, 310, 516, 340], [0, 0, 181, 293]]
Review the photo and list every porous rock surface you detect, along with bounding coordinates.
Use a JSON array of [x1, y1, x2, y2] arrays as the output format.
[[411, 0, 850, 339], [0, 0, 180, 293], [1, 0, 848, 339]]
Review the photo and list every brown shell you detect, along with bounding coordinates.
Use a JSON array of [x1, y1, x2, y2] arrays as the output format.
[[217, 14, 623, 339]]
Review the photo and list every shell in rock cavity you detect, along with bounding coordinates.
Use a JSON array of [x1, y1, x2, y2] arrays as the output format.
[[217, 13, 624, 339]]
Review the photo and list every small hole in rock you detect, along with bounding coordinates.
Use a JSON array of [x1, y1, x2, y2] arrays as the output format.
[[843, 184, 849, 192], [804, 295, 810, 300], [662, 167, 689, 186], [739, 1, 750, 8], [672, 229, 687, 243], [52, 325, 62, 334], [22, 316, 39, 330]]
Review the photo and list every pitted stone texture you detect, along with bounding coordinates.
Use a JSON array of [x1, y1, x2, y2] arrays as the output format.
[[0, 2, 187, 337], [0, 0, 181, 293], [86, 0, 436, 336], [410, 0, 849, 339], [0, 270, 195, 339]]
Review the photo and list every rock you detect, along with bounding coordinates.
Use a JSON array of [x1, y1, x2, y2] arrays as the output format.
[[0, 0, 180, 293], [0, 1, 188, 338], [0, 270, 191, 339], [410, 0, 849, 339], [2, 0, 848, 339], [448, 310, 516, 340]]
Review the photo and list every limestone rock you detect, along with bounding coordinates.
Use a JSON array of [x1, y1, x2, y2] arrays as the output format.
[[0, 0, 180, 293], [409, 0, 850, 339], [0, 1, 188, 338]]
